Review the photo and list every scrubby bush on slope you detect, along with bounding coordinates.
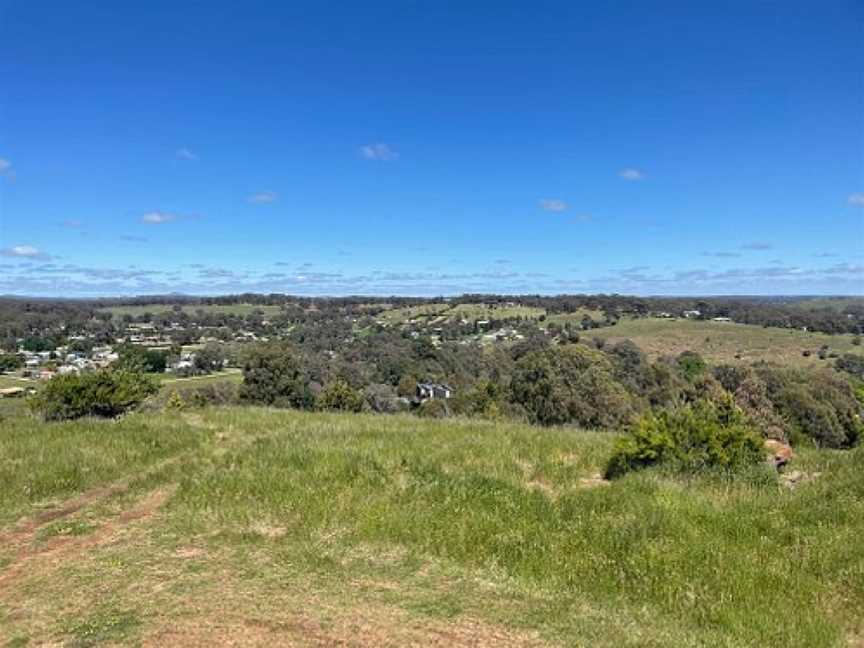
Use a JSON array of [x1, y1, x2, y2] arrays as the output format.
[[316, 378, 365, 412], [29, 370, 158, 421], [754, 364, 862, 448], [605, 396, 764, 479]]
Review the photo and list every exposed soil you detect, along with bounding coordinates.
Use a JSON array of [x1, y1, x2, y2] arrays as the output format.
[[0, 487, 175, 594]]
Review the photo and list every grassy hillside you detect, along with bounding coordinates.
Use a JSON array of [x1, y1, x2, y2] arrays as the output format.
[[1, 408, 862, 646], [582, 317, 863, 367]]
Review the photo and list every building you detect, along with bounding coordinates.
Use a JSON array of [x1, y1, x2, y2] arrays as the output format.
[[416, 382, 453, 402]]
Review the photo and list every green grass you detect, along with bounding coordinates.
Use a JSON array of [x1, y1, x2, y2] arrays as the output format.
[[380, 302, 547, 325], [157, 369, 243, 387], [544, 309, 606, 327], [581, 317, 864, 367], [0, 407, 862, 646], [0, 374, 34, 389], [0, 413, 206, 526]]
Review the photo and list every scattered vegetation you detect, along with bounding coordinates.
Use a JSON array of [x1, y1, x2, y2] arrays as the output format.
[[28, 370, 158, 421]]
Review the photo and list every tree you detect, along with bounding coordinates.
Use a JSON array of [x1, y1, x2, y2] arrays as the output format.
[[239, 343, 314, 409], [115, 344, 167, 373], [193, 342, 226, 374], [510, 345, 636, 428], [0, 353, 24, 372]]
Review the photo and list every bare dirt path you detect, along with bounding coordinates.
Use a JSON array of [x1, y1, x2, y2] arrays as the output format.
[[0, 486, 175, 595]]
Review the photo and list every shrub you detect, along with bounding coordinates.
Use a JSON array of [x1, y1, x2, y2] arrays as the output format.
[[29, 370, 158, 421], [605, 397, 764, 479], [317, 379, 365, 412], [162, 381, 239, 409], [364, 383, 403, 413], [416, 398, 450, 418], [836, 353, 864, 381], [677, 351, 707, 381], [755, 365, 863, 448]]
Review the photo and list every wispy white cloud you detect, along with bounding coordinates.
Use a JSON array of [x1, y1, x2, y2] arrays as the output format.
[[141, 211, 178, 224], [539, 198, 568, 212], [740, 242, 773, 251], [176, 148, 198, 161], [247, 191, 278, 204], [0, 158, 14, 179], [702, 251, 742, 258], [61, 219, 84, 229], [0, 245, 51, 260], [849, 193, 864, 206], [361, 143, 399, 161], [619, 168, 645, 181]]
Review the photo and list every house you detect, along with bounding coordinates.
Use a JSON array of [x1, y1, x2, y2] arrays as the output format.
[[416, 382, 453, 401], [682, 310, 701, 319], [712, 317, 732, 322], [0, 387, 25, 398]]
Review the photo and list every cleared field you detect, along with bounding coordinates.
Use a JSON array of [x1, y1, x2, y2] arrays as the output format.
[[158, 369, 243, 387], [447, 303, 546, 321], [379, 302, 451, 323], [0, 374, 34, 390], [1, 407, 861, 646], [98, 303, 283, 318], [581, 317, 864, 367], [381, 302, 546, 324], [544, 309, 606, 327]]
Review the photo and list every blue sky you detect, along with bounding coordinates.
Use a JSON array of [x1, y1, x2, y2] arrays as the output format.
[[0, 0, 862, 296]]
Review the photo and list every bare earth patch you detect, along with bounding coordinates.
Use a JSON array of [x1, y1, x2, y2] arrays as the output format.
[[0, 486, 175, 594], [144, 610, 551, 647]]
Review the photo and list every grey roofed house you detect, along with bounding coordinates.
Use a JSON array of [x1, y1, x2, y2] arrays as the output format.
[[416, 382, 453, 401]]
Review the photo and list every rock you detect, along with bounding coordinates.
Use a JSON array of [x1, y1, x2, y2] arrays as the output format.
[[780, 470, 821, 489], [780, 470, 804, 488], [578, 473, 611, 489], [764, 439, 793, 469]]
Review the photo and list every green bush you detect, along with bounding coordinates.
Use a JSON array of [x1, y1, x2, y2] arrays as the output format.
[[605, 397, 764, 479], [159, 381, 239, 410], [416, 398, 450, 418], [29, 370, 158, 421], [316, 379, 365, 412], [677, 350, 707, 381], [0, 353, 24, 372]]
